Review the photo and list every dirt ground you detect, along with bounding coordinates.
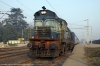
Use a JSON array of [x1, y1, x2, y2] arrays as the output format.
[[0, 43, 4, 48], [62, 44, 100, 66]]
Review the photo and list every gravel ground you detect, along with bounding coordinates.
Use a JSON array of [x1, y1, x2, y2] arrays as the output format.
[[0, 52, 30, 66]]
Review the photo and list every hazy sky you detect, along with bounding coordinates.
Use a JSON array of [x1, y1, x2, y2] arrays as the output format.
[[0, 0, 100, 40]]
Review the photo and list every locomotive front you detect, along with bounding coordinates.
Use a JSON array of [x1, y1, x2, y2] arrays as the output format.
[[27, 7, 61, 57]]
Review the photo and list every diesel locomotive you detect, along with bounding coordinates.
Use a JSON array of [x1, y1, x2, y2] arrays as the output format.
[[27, 6, 79, 58]]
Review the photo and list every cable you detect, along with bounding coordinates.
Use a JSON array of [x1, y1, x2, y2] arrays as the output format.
[[0, 11, 10, 19], [0, 1, 12, 8], [46, 0, 61, 17], [71, 20, 85, 24], [46, 0, 85, 27], [0, 11, 10, 12], [69, 23, 85, 26], [46, 0, 89, 29], [0, 0, 33, 19], [46, 0, 82, 27], [16, 0, 34, 13], [0, 11, 9, 19], [23, 13, 33, 19]]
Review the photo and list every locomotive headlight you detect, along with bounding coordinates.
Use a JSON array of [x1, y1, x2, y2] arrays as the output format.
[[41, 11, 46, 14], [32, 36, 34, 38], [52, 36, 53, 38]]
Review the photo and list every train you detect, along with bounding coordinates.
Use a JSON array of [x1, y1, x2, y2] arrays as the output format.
[[27, 6, 79, 58], [71, 32, 80, 44]]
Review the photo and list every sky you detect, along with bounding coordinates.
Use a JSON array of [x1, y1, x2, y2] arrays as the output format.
[[0, 0, 100, 41]]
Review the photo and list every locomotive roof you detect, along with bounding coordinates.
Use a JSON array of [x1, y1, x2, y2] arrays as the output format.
[[34, 9, 67, 26], [34, 9, 58, 19], [56, 18, 68, 26]]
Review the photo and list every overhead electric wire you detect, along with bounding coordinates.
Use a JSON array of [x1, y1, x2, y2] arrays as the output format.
[[46, 0, 61, 17], [23, 13, 33, 19], [0, 0, 33, 19], [46, 0, 85, 27], [16, 0, 34, 13], [68, 21, 86, 27], [69, 23, 86, 26], [0, 0, 12, 7], [0, 11, 9, 19], [70, 20, 87, 24]]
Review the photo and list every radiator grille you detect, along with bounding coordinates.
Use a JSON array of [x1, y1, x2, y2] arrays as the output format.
[[37, 27, 51, 37]]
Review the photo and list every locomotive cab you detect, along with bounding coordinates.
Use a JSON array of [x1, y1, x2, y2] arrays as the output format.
[[34, 19, 60, 38]]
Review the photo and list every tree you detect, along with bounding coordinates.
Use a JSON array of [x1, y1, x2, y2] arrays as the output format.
[[0, 23, 3, 42], [2, 8, 29, 43], [3, 24, 17, 44], [6, 8, 27, 29]]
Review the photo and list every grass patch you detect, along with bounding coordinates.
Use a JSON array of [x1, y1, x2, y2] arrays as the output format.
[[93, 61, 100, 66], [85, 47, 100, 58], [85, 47, 100, 66]]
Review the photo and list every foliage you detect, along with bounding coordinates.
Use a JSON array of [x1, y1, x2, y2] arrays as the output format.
[[85, 47, 100, 66], [3, 24, 17, 44], [93, 61, 100, 66], [0, 23, 3, 42], [0, 8, 29, 43], [85, 47, 100, 58]]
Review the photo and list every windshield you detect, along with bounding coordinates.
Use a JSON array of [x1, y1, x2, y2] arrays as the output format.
[[45, 19, 56, 26], [34, 20, 42, 26], [34, 19, 57, 27]]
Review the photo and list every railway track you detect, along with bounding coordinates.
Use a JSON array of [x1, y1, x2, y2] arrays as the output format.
[[0, 48, 28, 54], [0, 49, 28, 59], [0, 46, 28, 52], [0, 46, 73, 66], [17, 50, 72, 66], [0, 47, 29, 65]]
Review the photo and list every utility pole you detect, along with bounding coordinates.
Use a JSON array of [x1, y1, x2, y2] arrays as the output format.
[[22, 29, 23, 38], [90, 27, 92, 44], [84, 19, 89, 44], [86, 19, 89, 44]]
